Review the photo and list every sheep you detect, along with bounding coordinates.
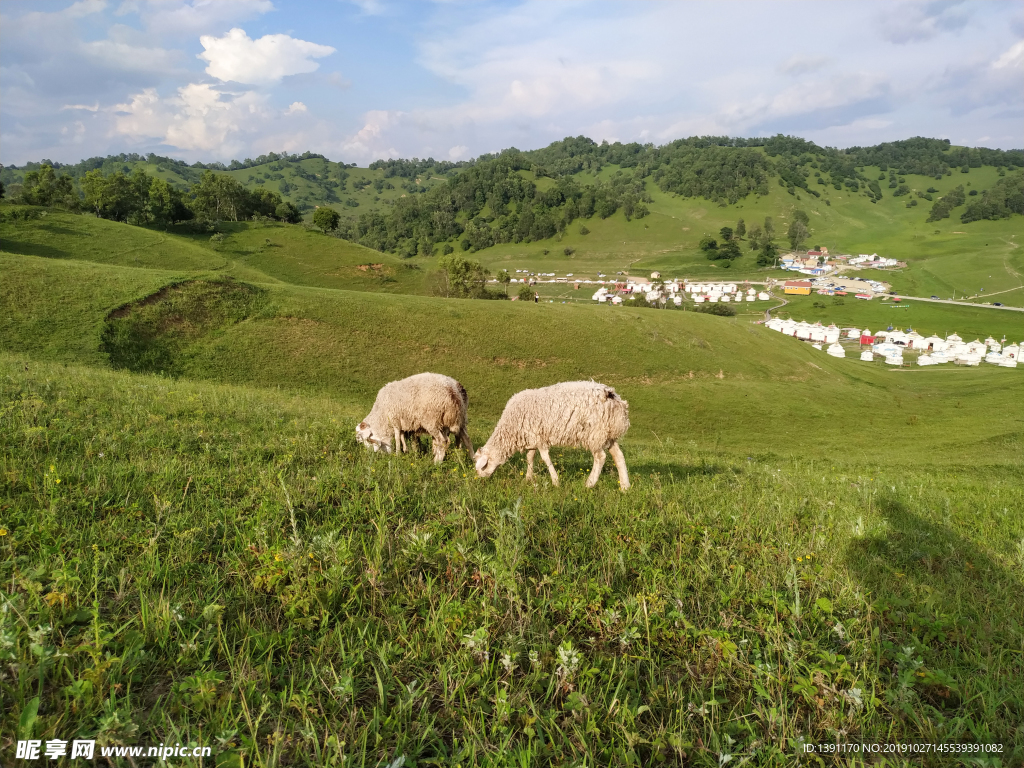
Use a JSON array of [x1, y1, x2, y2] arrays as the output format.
[[474, 381, 630, 490], [356, 373, 473, 463]]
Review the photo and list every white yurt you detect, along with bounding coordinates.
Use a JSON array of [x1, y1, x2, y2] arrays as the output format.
[[922, 335, 945, 351], [796, 322, 812, 340], [966, 340, 986, 355], [725, 283, 738, 294], [781, 320, 798, 336], [989, 342, 1002, 353], [1002, 345, 1020, 360], [885, 352, 904, 365], [827, 343, 846, 358], [721, 295, 731, 302], [810, 325, 826, 342], [812, 343, 823, 350], [824, 325, 841, 344], [888, 330, 909, 346], [917, 354, 935, 366], [746, 294, 756, 301], [758, 292, 771, 300], [708, 295, 720, 303], [847, 328, 863, 338], [984, 336, 998, 348], [860, 349, 874, 362], [747, 287, 756, 296], [611, 295, 623, 305], [766, 318, 783, 331], [931, 350, 950, 364], [999, 357, 1018, 368], [673, 295, 682, 306], [985, 352, 1003, 364], [947, 333, 963, 343], [906, 332, 925, 348], [694, 295, 706, 303]]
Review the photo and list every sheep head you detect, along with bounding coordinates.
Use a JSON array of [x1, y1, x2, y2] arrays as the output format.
[[355, 421, 392, 453], [474, 448, 498, 477]]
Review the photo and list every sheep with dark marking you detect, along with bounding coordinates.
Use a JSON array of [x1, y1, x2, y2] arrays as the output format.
[[474, 381, 630, 490], [356, 373, 473, 463]]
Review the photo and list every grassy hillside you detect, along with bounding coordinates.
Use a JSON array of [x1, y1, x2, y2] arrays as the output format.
[[2, 356, 1021, 766], [0, 209, 435, 296], [3, 139, 1024, 764], [3, 254, 1022, 466]]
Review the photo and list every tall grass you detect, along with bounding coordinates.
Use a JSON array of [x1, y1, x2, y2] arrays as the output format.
[[2, 357, 1022, 766]]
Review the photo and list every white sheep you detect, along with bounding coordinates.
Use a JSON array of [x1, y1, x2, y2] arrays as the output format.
[[474, 381, 630, 490], [356, 373, 473, 463]]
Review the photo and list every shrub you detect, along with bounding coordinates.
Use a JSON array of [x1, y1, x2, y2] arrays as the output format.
[[696, 302, 736, 316], [517, 284, 535, 301]]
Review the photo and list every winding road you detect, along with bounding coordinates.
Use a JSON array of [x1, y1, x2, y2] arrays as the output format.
[[889, 295, 1024, 312]]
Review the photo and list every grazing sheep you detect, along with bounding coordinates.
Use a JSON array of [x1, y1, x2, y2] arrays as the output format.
[[356, 373, 473, 463], [474, 381, 630, 490]]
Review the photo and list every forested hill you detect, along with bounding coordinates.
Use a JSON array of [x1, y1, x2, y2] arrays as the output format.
[[3, 136, 1022, 258]]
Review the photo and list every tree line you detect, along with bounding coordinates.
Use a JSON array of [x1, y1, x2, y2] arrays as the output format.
[[11, 164, 301, 226]]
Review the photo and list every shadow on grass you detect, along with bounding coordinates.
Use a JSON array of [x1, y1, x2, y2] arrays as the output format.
[[846, 491, 1024, 751], [0, 239, 69, 259]]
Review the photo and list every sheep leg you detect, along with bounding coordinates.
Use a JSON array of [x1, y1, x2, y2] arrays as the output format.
[[525, 450, 536, 481], [609, 442, 630, 491], [430, 431, 449, 464], [586, 449, 607, 488], [458, 427, 474, 455], [538, 447, 559, 487], [393, 427, 403, 454]]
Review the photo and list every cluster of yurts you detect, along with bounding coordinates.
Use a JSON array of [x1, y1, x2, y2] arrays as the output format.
[[764, 319, 1020, 369]]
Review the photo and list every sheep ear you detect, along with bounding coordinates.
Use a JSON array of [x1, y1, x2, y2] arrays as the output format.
[[475, 453, 488, 471]]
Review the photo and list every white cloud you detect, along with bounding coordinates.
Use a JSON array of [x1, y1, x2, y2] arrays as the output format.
[[112, 83, 271, 152], [448, 144, 468, 160], [285, 101, 307, 114], [877, 1, 972, 44], [61, 102, 100, 112], [778, 55, 832, 76], [136, 0, 274, 36], [992, 40, 1024, 69], [198, 28, 336, 85]]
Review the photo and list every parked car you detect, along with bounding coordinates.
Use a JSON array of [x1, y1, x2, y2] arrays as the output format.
[[931, 295, 939, 299], [994, 302, 1004, 307]]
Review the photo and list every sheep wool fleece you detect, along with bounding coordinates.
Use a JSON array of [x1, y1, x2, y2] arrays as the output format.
[[478, 381, 630, 489], [358, 373, 472, 462]]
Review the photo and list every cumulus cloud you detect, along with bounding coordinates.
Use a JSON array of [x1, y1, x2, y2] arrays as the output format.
[[285, 101, 307, 114], [112, 83, 271, 152], [198, 28, 336, 85]]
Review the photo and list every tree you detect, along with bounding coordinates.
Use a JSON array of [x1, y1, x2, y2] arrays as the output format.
[[439, 254, 489, 297], [497, 269, 512, 296], [735, 218, 746, 239], [793, 209, 809, 225], [763, 216, 775, 241], [718, 240, 742, 260], [757, 240, 778, 267], [517, 284, 535, 301], [719, 226, 733, 241], [275, 202, 302, 223], [699, 236, 718, 253], [148, 178, 192, 226], [312, 206, 341, 234], [747, 224, 762, 250], [787, 220, 809, 250]]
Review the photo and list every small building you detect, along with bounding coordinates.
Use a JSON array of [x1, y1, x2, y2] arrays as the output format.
[[650, 271, 661, 279], [784, 281, 812, 295]]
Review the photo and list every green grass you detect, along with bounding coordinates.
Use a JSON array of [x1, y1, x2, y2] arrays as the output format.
[[2, 356, 1022, 767], [3, 174, 1024, 765]]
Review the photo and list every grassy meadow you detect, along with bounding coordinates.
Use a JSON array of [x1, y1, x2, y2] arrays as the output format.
[[2, 161, 1024, 767]]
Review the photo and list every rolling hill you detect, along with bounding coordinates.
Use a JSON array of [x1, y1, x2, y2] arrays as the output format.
[[2, 136, 1023, 765]]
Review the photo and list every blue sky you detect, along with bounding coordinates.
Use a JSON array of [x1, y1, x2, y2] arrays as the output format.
[[1, 0, 1021, 166]]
